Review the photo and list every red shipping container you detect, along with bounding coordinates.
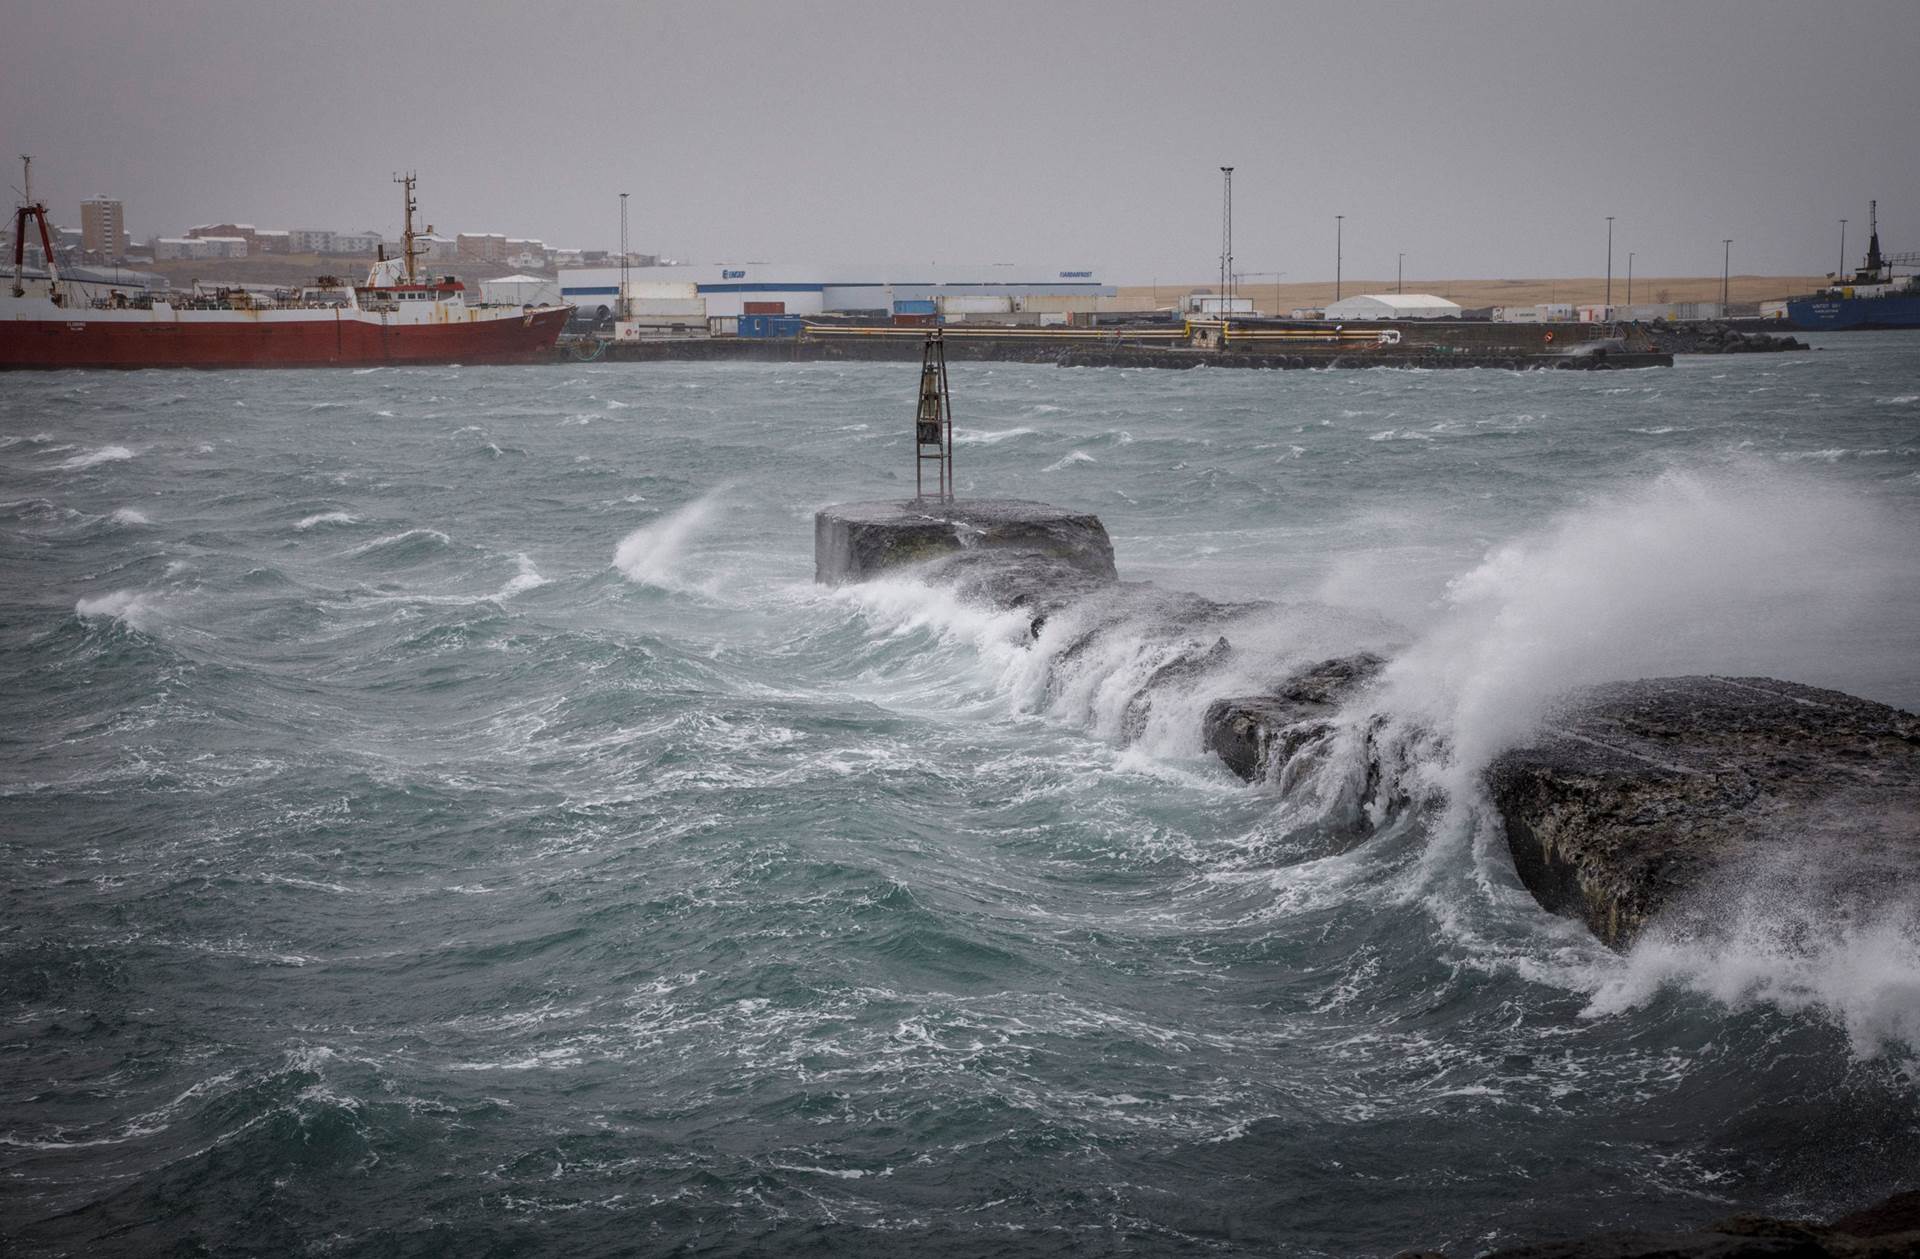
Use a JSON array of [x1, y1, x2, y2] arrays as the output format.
[[892, 313, 937, 327], [743, 301, 786, 315]]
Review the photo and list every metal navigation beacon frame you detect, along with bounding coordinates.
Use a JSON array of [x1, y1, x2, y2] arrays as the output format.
[[914, 330, 954, 503]]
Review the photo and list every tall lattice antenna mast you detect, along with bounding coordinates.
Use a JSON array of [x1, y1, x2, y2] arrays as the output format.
[[914, 330, 954, 503], [393, 171, 423, 283]]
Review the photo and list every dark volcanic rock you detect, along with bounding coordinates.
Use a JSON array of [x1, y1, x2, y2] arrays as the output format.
[[1485, 676, 1920, 950], [1642, 321, 1808, 354], [1461, 1187, 1920, 1259], [813, 498, 1116, 586], [1203, 653, 1386, 782]]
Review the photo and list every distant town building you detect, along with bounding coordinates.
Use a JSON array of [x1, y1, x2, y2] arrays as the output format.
[[330, 231, 384, 256], [253, 229, 291, 255], [152, 235, 248, 260], [80, 196, 127, 259], [458, 232, 507, 262], [290, 228, 335, 254], [187, 223, 261, 252]]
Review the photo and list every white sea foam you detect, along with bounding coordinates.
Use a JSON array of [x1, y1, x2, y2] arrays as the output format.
[[110, 507, 150, 526], [76, 590, 158, 630], [953, 426, 1036, 445], [613, 489, 724, 591], [58, 444, 134, 470], [1582, 846, 1920, 1061], [295, 511, 358, 531], [498, 553, 549, 598], [345, 527, 450, 557], [1371, 466, 1917, 788], [1043, 450, 1096, 471], [1330, 468, 1920, 1056]]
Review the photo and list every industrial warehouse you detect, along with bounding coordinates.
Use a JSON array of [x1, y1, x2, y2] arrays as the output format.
[[559, 262, 1117, 333]]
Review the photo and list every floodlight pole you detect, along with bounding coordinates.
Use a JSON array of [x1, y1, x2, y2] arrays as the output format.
[[1605, 216, 1614, 309], [1218, 166, 1234, 317], [619, 192, 630, 321], [1722, 239, 1732, 311], [1335, 215, 1344, 303]]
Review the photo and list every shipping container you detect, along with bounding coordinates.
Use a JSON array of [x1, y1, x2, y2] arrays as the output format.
[[708, 316, 738, 337], [1021, 294, 1099, 314], [628, 298, 707, 318], [626, 281, 699, 300], [739, 314, 806, 338], [891, 312, 938, 327], [937, 295, 1013, 315], [743, 301, 787, 315], [892, 299, 937, 315]]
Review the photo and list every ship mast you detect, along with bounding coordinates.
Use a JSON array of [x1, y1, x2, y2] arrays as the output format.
[[393, 171, 429, 285], [1863, 199, 1884, 278]]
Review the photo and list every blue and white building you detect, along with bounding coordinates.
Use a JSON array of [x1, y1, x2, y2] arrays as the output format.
[[558, 262, 1113, 320]]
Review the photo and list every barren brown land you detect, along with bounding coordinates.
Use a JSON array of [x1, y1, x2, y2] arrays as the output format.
[[1117, 276, 1827, 312]]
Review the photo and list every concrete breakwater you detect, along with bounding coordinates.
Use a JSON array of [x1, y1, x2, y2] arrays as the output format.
[[575, 329, 1675, 370], [816, 500, 1920, 952]]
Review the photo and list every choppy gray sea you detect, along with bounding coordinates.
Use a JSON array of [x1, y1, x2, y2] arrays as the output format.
[[4, 337, 1919, 1257]]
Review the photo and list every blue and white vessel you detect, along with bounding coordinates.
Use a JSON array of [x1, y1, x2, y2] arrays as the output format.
[[1786, 201, 1920, 330]]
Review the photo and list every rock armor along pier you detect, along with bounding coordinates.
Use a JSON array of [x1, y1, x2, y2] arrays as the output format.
[[816, 498, 1920, 953]]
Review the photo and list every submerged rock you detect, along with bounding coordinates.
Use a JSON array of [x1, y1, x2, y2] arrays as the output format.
[[1485, 676, 1920, 950]]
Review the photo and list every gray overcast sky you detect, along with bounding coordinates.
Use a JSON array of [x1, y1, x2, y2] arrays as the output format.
[[5, 0, 1916, 283]]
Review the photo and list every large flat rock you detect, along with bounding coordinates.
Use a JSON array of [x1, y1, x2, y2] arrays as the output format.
[[813, 498, 1116, 586], [1485, 676, 1920, 950]]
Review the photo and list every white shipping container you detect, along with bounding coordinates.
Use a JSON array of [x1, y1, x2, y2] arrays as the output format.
[[626, 281, 700, 300], [937, 295, 1013, 315], [627, 298, 707, 317]]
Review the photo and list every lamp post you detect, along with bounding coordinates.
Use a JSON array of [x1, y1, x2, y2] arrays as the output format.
[[1722, 238, 1732, 311], [1627, 251, 1635, 305], [1839, 218, 1848, 278], [1218, 166, 1234, 316], [1397, 251, 1404, 295], [1605, 216, 1614, 310], [1335, 215, 1344, 303], [618, 192, 630, 321]]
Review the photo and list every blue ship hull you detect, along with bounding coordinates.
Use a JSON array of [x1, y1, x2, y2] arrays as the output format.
[[1786, 293, 1920, 330]]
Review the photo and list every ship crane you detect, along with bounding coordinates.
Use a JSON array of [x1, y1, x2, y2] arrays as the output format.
[[10, 155, 61, 303]]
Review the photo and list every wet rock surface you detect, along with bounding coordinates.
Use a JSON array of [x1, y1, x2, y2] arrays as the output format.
[[1485, 676, 1920, 950], [813, 498, 1116, 586], [1204, 654, 1385, 782]]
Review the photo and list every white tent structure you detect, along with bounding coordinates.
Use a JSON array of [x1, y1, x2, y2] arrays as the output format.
[[1322, 292, 1462, 320], [479, 273, 562, 308]]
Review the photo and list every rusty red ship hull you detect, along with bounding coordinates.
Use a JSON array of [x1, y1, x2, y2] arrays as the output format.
[[0, 304, 570, 370]]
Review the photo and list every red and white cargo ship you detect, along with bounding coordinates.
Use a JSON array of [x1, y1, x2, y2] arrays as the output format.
[[3, 169, 569, 369]]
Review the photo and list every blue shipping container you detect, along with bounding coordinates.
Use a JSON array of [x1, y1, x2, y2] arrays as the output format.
[[892, 299, 937, 315], [738, 314, 804, 339]]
